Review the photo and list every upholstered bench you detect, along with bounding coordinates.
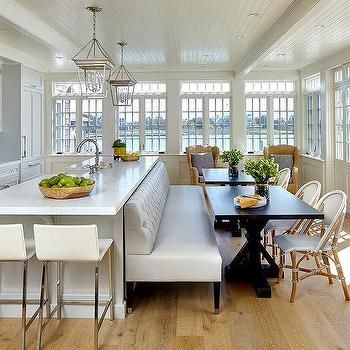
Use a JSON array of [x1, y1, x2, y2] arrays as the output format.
[[125, 161, 222, 313]]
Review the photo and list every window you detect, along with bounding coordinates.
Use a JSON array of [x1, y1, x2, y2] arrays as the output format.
[[116, 82, 166, 153], [208, 98, 230, 151], [245, 80, 296, 152], [304, 75, 322, 156], [53, 83, 104, 153], [335, 88, 344, 160], [54, 99, 77, 153], [118, 99, 140, 152], [273, 97, 295, 145], [332, 64, 350, 162], [246, 97, 268, 152], [182, 98, 203, 149], [180, 81, 231, 151]]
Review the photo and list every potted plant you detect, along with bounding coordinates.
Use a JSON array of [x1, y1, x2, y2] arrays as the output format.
[[244, 157, 279, 199], [112, 139, 126, 160], [220, 149, 244, 178]]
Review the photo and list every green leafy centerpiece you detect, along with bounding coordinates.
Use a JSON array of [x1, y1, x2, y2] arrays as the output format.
[[220, 148, 244, 177], [244, 157, 278, 199]]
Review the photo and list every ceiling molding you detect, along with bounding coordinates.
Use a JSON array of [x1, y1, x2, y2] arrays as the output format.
[[0, 41, 48, 71], [235, 0, 324, 76], [0, 0, 78, 58]]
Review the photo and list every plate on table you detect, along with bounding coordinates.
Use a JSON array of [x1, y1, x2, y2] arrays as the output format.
[[234, 195, 267, 209]]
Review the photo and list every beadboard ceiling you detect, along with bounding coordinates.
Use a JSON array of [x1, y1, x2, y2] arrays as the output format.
[[2, 0, 350, 74], [257, 0, 350, 70], [1, 0, 295, 72]]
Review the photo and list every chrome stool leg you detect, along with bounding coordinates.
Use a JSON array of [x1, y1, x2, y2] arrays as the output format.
[[37, 261, 46, 350], [20, 261, 28, 350], [108, 247, 114, 321], [57, 262, 63, 319], [94, 263, 99, 350]]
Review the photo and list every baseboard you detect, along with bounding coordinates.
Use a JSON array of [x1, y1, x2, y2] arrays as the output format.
[[0, 293, 126, 319]]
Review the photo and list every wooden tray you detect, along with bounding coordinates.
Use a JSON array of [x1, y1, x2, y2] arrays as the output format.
[[121, 156, 140, 162], [39, 183, 95, 199]]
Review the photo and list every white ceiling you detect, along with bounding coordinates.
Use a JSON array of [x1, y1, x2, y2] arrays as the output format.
[[257, 0, 350, 70], [1, 0, 295, 72], [2, 0, 350, 74]]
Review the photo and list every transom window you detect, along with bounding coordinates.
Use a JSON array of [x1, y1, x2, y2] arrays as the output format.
[[116, 82, 166, 153], [180, 81, 231, 151], [245, 80, 296, 152], [245, 80, 294, 94]]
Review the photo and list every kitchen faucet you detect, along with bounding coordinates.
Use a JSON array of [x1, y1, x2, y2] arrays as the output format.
[[76, 138, 100, 171]]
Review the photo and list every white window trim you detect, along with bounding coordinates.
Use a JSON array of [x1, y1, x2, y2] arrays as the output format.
[[116, 94, 167, 153], [180, 94, 231, 151], [245, 93, 296, 152]]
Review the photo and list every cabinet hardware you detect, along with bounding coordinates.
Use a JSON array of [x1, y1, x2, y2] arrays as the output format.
[[28, 162, 41, 167]]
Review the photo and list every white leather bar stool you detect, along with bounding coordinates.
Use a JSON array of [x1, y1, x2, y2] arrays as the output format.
[[0, 224, 49, 350], [33, 224, 114, 350]]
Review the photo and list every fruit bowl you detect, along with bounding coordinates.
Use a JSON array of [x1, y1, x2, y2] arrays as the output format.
[[121, 155, 140, 162], [39, 183, 95, 199], [38, 174, 95, 199]]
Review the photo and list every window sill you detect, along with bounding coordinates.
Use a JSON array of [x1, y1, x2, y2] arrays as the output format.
[[300, 154, 325, 161]]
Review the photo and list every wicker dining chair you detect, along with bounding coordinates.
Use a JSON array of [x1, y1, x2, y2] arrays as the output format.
[[274, 168, 291, 190], [263, 180, 322, 260], [274, 190, 350, 302]]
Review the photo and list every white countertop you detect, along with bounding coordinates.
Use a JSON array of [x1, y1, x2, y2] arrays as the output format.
[[0, 156, 158, 216]]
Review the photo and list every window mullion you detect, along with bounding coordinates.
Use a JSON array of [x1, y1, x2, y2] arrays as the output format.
[[139, 96, 146, 152], [203, 96, 209, 145], [76, 97, 82, 149]]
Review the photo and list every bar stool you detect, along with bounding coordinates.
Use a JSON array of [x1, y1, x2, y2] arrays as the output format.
[[0, 224, 49, 350], [33, 224, 114, 350]]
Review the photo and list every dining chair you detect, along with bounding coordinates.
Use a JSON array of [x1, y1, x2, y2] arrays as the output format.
[[274, 168, 291, 190], [263, 180, 322, 260], [274, 190, 350, 302]]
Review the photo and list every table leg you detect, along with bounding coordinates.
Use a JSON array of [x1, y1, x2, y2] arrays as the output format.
[[225, 219, 278, 298]]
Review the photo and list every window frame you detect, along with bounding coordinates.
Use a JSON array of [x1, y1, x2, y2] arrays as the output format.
[[245, 87, 296, 153], [180, 88, 232, 152], [116, 89, 167, 153]]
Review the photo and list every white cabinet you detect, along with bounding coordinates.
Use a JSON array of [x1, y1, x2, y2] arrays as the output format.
[[21, 69, 43, 160], [0, 162, 20, 190], [21, 157, 44, 182]]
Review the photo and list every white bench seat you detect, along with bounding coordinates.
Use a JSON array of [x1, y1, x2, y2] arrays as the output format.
[[127, 185, 222, 282], [125, 162, 222, 313]]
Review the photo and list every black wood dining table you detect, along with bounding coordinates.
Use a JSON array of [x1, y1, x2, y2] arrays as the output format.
[[202, 168, 255, 186], [205, 185, 324, 298]]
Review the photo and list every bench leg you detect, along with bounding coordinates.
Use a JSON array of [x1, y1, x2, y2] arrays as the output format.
[[213, 282, 220, 314], [126, 282, 134, 314]]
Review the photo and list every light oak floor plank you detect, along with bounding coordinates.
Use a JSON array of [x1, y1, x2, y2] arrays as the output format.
[[1, 219, 350, 349]]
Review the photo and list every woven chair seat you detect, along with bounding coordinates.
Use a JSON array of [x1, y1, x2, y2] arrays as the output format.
[[274, 234, 332, 253]]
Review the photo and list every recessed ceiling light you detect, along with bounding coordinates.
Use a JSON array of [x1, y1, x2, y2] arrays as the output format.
[[201, 64, 207, 68], [55, 55, 65, 60], [248, 12, 261, 18], [315, 24, 325, 29], [202, 54, 211, 58], [236, 35, 246, 39], [276, 53, 285, 58], [0, 28, 8, 32]]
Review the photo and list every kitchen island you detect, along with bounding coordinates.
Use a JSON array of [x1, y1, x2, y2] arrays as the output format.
[[0, 156, 158, 319]]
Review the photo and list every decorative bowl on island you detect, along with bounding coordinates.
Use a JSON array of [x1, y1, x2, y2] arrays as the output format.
[[121, 152, 140, 162], [38, 174, 95, 199]]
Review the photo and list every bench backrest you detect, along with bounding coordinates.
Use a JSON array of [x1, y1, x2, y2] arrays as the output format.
[[125, 162, 170, 254]]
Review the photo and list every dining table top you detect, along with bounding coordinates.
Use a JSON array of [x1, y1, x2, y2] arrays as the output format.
[[205, 185, 324, 221], [202, 168, 255, 185]]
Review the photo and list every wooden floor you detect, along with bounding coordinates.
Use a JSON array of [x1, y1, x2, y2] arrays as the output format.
[[1, 220, 350, 350]]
